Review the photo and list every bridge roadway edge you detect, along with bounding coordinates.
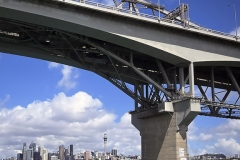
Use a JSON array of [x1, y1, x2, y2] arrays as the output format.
[[1, 0, 240, 66], [0, 0, 188, 65]]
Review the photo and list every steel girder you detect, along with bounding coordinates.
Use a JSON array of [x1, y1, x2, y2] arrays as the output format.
[[1, 18, 240, 119], [114, 0, 200, 28]]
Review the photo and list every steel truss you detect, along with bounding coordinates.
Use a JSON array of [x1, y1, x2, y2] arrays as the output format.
[[113, 0, 199, 27], [0, 18, 240, 119]]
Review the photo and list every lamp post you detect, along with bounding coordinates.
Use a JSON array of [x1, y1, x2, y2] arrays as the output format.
[[228, 4, 238, 40], [158, 0, 159, 19], [158, 0, 160, 21]]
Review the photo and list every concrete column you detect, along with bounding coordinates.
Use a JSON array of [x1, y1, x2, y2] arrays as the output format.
[[189, 62, 195, 97], [133, 113, 187, 160], [131, 99, 200, 160], [179, 67, 185, 95]]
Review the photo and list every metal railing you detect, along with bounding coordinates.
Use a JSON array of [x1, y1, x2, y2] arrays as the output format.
[[59, 0, 239, 40]]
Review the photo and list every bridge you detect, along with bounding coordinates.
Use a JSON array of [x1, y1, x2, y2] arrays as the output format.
[[0, 0, 240, 159]]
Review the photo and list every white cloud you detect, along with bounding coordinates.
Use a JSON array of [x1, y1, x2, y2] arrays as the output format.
[[190, 148, 208, 156], [216, 130, 237, 137], [188, 117, 240, 157], [188, 122, 212, 141], [187, 121, 198, 140], [57, 65, 78, 90], [199, 133, 212, 141], [205, 138, 240, 156], [48, 62, 79, 90], [214, 119, 240, 136], [48, 62, 60, 69], [0, 91, 140, 158]]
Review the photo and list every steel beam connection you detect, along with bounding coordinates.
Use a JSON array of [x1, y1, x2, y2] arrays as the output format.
[[1, 18, 240, 119]]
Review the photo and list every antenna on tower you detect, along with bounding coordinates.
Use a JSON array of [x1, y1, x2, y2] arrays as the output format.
[[103, 133, 107, 157]]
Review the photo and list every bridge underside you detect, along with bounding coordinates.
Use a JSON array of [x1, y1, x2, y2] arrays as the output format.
[[1, 17, 240, 119], [1, 1, 240, 159]]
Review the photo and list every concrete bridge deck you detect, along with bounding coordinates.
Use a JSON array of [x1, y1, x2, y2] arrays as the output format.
[[0, 0, 240, 66]]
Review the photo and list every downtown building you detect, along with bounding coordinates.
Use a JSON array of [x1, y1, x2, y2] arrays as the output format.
[[18, 142, 47, 160]]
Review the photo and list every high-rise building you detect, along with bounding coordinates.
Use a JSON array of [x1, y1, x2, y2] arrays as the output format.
[[84, 151, 90, 160], [38, 146, 44, 159], [27, 149, 33, 160], [17, 153, 23, 160], [22, 143, 27, 160], [29, 142, 37, 153], [33, 152, 41, 160], [93, 151, 98, 159], [111, 149, 117, 156], [59, 145, 64, 160], [65, 149, 69, 156], [48, 153, 52, 160], [42, 148, 48, 160], [50, 156, 58, 160], [69, 145, 73, 156]]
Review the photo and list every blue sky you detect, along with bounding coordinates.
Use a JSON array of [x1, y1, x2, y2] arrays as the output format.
[[0, 0, 240, 158], [0, 55, 132, 117]]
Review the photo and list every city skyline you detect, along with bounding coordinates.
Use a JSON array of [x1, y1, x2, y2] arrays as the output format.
[[7, 142, 122, 159], [2, 141, 239, 160], [5, 142, 135, 160], [0, 0, 240, 159]]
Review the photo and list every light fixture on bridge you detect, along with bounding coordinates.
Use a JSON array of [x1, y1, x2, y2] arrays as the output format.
[[82, 46, 86, 48], [46, 39, 50, 43]]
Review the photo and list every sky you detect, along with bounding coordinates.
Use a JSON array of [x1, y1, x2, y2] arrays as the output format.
[[0, 0, 240, 158]]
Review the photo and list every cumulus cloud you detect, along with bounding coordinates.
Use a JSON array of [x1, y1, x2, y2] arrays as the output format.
[[57, 65, 78, 90], [48, 62, 60, 69], [48, 62, 79, 90], [188, 117, 240, 157], [210, 119, 240, 139], [187, 121, 198, 140], [198, 133, 212, 141], [0, 92, 140, 158], [215, 130, 237, 137], [205, 138, 240, 156], [188, 122, 212, 141], [189, 148, 208, 156]]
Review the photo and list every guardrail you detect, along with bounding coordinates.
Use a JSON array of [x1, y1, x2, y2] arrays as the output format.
[[61, 0, 239, 40]]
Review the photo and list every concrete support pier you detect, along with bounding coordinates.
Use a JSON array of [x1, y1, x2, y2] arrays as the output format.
[[141, 113, 187, 160], [131, 98, 200, 160]]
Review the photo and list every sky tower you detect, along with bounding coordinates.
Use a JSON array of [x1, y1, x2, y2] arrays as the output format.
[[103, 133, 107, 155]]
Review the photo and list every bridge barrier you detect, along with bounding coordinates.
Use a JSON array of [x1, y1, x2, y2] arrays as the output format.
[[59, 0, 239, 41]]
